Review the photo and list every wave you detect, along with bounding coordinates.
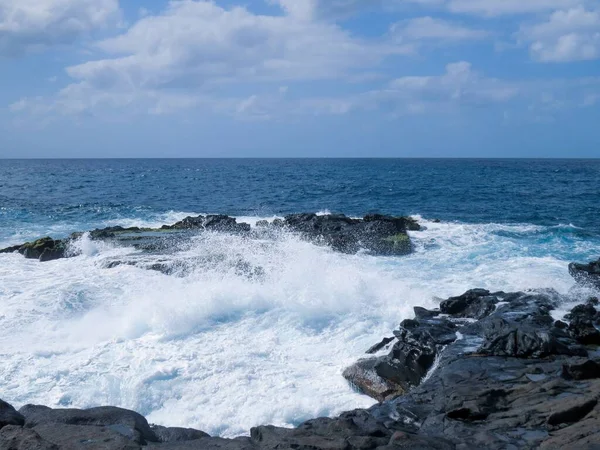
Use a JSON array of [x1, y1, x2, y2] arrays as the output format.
[[0, 213, 598, 437]]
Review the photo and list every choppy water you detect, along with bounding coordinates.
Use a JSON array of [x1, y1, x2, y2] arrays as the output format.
[[0, 159, 599, 437]]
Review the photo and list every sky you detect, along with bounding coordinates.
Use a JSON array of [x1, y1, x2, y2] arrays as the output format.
[[1, 0, 599, 157]]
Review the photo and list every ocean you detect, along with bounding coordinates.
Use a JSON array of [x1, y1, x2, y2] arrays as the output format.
[[1, 158, 599, 437]]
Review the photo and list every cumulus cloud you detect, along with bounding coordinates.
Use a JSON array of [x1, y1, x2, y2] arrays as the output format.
[[11, 0, 413, 116], [0, 0, 120, 57], [519, 7, 600, 62]]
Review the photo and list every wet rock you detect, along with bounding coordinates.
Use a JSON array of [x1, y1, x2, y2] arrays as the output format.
[[345, 317, 457, 401], [150, 425, 209, 442], [0, 244, 21, 254], [562, 360, 600, 380], [0, 425, 58, 450], [19, 405, 158, 444], [366, 337, 395, 355], [20, 237, 66, 262], [413, 307, 439, 320], [0, 400, 25, 429], [164, 215, 250, 233], [439, 289, 497, 319], [283, 213, 418, 256], [569, 258, 600, 288], [480, 317, 585, 358]]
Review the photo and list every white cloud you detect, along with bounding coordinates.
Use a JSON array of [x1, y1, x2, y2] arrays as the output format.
[[368, 61, 519, 113], [12, 0, 412, 117], [391, 16, 488, 41], [0, 0, 120, 56], [519, 7, 600, 62]]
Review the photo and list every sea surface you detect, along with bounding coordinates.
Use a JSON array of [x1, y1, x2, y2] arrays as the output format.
[[1, 158, 599, 437]]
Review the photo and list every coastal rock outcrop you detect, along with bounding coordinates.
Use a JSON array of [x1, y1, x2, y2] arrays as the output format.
[[0, 213, 421, 262], [0, 237, 68, 262], [282, 213, 419, 255]]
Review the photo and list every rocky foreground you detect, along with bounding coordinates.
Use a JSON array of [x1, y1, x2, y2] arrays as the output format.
[[1, 258, 600, 449], [0, 213, 420, 263]]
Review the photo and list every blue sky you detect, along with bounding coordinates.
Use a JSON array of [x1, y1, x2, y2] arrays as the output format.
[[1, 0, 599, 157]]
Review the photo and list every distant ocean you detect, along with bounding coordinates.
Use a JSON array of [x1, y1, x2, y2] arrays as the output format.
[[1, 158, 599, 437]]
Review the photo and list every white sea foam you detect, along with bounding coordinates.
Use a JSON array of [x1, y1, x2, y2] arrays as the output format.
[[0, 215, 596, 437]]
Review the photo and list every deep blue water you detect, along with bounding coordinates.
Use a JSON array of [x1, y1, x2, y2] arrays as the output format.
[[1, 159, 599, 241]]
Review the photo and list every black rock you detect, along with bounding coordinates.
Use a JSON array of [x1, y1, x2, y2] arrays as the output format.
[[439, 289, 497, 319], [0, 400, 25, 429], [150, 425, 209, 442], [33, 423, 141, 449], [366, 337, 395, 355], [562, 360, 600, 380], [19, 405, 158, 444], [480, 317, 585, 358], [0, 425, 58, 450], [283, 213, 418, 256]]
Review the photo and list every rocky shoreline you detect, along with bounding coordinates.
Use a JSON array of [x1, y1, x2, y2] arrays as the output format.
[[1, 257, 599, 448], [2, 215, 600, 449]]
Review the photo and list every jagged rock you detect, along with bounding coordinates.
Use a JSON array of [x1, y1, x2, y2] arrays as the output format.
[[163, 215, 250, 233], [0, 425, 58, 450], [480, 317, 585, 358], [439, 289, 498, 319], [344, 316, 457, 401], [19, 405, 158, 444], [343, 358, 406, 401], [283, 213, 418, 256], [0, 400, 25, 429], [150, 425, 209, 442], [569, 258, 600, 288], [413, 306, 439, 320], [366, 337, 395, 355]]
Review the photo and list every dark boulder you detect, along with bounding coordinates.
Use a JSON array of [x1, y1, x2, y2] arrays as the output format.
[[19, 405, 158, 444], [344, 317, 456, 401], [19, 238, 66, 262], [439, 289, 498, 319], [150, 425, 209, 442], [569, 258, 600, 288], [0, 400, 25, 429], [562, 360, 600, 380]]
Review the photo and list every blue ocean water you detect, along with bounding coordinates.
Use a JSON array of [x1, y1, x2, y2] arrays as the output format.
[[0, 158, 599, 437], [1, 158, 599, 241]]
